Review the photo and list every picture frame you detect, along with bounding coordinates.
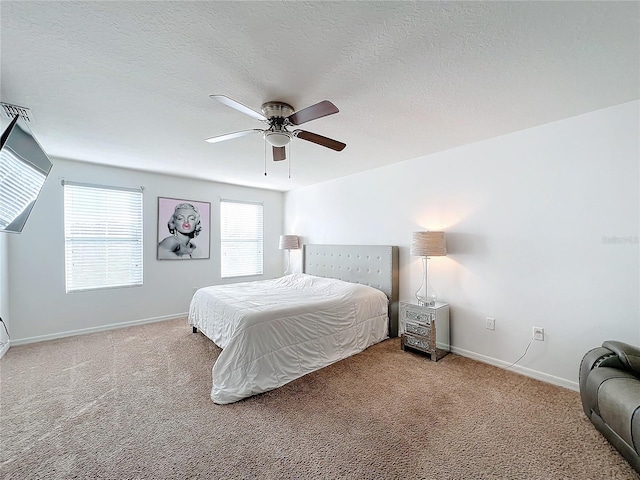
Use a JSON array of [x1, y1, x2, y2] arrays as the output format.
[[157, 197, 211, 260]]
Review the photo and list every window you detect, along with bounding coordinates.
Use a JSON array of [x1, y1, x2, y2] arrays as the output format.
[[220, 200, 263, 278], [64, 182, 143, 293]]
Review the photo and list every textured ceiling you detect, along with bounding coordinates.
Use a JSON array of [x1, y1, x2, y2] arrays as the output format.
[[1, 1, 638, 192]]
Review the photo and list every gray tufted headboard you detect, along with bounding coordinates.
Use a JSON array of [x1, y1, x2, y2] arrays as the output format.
[[302, 244, 399, 337]]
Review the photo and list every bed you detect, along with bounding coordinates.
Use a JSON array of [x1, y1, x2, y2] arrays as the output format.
[[188, 244, 399, 404]]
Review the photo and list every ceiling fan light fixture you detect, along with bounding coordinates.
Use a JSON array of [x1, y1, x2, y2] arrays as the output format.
[[264, 131, 291, 147]]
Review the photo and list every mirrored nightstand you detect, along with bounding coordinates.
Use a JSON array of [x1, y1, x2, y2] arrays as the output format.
[[400, 301, 450, 361]]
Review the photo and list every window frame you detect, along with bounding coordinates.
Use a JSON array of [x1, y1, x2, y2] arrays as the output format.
[[63, 181, 143, 293], [220, 199, 264, 279]]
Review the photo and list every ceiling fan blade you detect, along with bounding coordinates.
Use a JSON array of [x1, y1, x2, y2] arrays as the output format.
[[273, 146, 286, 161], [204, 129, 262, 144], [209, 95, 267, 122], [287, 100, 339, 126], [293, 130, 346, 152]]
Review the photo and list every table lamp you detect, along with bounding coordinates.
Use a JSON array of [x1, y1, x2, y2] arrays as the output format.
[[279, 235, 300, 275], [411, 231, 447, 306]]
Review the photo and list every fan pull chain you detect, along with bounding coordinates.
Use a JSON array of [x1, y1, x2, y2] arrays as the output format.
[[288, 142, 291, 179], [264, 139, 267, 176]]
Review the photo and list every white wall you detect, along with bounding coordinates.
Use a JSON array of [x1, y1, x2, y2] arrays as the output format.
[[7, 158, 283, 343], [0, 234, 9, 357], [284, 100, 640, 389]]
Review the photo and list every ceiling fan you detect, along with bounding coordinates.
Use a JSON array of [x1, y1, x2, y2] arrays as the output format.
[[205, 95, 346, 161]]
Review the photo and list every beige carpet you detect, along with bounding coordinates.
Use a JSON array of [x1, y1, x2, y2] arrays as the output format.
[[1, 318, 637, 479]]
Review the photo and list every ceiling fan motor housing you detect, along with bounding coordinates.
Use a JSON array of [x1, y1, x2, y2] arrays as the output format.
[[261, 102, 294, 120], [262, 102, 294, 146]]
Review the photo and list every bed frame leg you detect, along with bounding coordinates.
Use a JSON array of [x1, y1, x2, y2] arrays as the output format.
[[192, 326, 197, 333]]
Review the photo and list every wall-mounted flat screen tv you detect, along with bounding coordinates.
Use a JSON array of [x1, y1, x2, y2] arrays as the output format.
[[0, 115, 53, 233]]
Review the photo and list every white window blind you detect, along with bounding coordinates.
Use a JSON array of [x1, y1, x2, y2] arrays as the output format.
[[64, 182, 143, 293], [0, 148, 46, 229], [220, 200, 263, 278]]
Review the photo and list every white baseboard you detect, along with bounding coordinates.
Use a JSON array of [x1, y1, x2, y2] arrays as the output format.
[[9, 318, 579, 393], [0, 340, 10, 359], [450, 345, 579, 392], [10, 313, 188, 347]]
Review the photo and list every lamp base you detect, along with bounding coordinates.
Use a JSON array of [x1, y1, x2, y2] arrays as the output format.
[[415, 256, 437, 307], [283, 249, 292, 276], [417, 298, 436, 307]]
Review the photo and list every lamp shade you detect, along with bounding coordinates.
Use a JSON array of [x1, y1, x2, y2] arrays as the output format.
[[279, 235, 300, 250], [411, 231, 446, 257]]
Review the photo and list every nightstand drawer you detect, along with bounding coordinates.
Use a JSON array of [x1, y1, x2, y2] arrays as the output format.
[[405, 321, 431, 337], [402, 334, 431, 353], [401, 305, 433, 325]]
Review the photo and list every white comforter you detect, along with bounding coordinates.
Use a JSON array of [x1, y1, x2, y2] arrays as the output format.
[[188, 273, 389, 404]]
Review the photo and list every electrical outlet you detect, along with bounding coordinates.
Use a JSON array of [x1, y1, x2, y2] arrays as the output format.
[[486, 317, 495, 330], [533, 327, 544, 341]]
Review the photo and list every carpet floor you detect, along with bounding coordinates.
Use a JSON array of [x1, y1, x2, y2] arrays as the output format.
[[1, 317, 637, 479]]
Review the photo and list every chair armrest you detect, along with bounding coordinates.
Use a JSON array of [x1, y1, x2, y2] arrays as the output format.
[[603, 341, 640, 375]]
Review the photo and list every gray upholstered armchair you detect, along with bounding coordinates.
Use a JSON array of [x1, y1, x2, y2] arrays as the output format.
[[579, 341, 640, 473]]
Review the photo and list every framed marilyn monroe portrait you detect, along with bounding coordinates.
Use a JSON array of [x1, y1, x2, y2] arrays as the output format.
[[157, 197, 210, 260]]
